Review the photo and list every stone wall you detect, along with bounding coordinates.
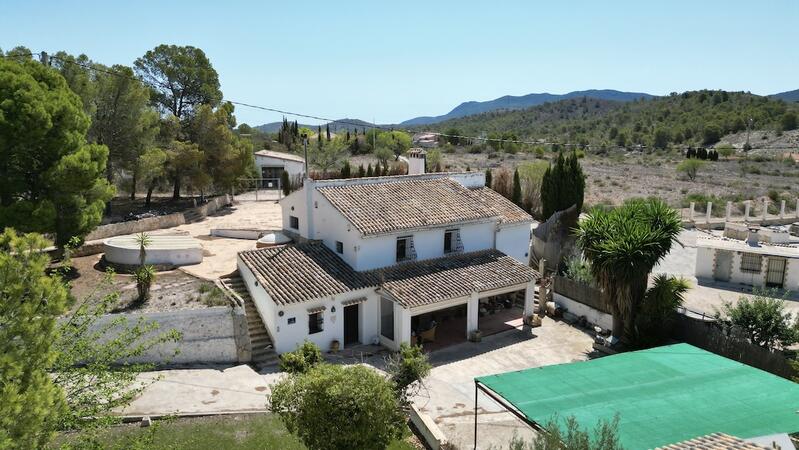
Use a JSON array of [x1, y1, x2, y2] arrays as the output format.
[[89, 306, 247, 366]]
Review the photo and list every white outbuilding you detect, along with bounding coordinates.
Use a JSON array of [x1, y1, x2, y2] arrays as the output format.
[[253, 150, 305, 187]]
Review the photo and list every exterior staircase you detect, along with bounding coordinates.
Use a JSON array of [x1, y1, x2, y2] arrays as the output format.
[[219, 274, 279, 368]]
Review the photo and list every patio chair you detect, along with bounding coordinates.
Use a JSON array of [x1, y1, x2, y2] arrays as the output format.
[[419, 325, 437, 343]]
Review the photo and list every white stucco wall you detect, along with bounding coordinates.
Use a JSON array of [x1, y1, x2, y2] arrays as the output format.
[[269, 289, 379, 354], [553, 292, 613, 330], [496, 223, 532, 264], [280, 189, 309, 237], [696, 246, 799, 290]]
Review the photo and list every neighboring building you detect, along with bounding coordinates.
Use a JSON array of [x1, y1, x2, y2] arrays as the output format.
[[412, 132, 439, 148], [236, 171, 538, 353], [253, 149, 305, 187], [695, 227, 799, 290]]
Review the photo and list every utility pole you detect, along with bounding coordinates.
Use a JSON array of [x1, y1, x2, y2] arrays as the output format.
[[745, 117, 754, 150], [302, 133, 309, 179]]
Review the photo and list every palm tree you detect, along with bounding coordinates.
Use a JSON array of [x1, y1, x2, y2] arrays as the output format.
[[133, 232, 155, 305], [575, 199, 681, 345]]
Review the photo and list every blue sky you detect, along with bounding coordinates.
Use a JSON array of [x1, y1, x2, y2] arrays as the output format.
[[2, 0, 797, 126]]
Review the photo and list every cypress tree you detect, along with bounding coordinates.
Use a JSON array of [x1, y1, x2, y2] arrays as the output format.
[[485, 168, 492, 188], [346, 130, 351, 142], [281, 170, 291, 196], [326, 124, 331, 141], [357, 164, 366, 177], [341, 160, 351, 178], [541, 151, 585, 219], [366, 164, 373, 177], [374, 161, 382, 176], [512, 168, 522, 206]]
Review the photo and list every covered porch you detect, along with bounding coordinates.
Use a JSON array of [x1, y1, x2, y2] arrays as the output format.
[[374, 250, 539, 351]]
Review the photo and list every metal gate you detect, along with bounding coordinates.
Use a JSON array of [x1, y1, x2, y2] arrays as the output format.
[[713, 250, 732, 282], [233, 178, 283, 202], [765, 257, 786, 288]]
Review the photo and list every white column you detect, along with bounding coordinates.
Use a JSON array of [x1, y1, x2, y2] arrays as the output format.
[[523, 280, 536, 319], [744, 201, 751, 221], [398, 307, 412, 348], [780, 200, 786, 219], [725, 201, 732, 221], [762, 200, 768, 220], [796, 199, 799, 218], [466, 292, 479, 339], [689, 202, 696, 221], [706, 202, 712, 223]]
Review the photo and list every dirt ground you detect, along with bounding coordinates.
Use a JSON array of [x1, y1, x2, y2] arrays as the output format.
[[68, 253, 225, 313]]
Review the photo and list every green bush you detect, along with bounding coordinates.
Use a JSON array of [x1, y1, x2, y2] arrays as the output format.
[[279, 341, 323, 374]]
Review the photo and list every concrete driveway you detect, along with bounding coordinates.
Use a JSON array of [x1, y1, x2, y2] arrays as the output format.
[[413, 318, 595, 450]]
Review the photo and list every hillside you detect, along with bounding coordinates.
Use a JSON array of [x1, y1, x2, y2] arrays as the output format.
[[255, 118, 376, 134], [400, 89, 655, 126], [772, 89, 799, 103], [422, 90, 799, 148]]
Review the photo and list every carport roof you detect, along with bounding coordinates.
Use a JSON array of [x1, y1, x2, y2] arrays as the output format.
[[476, 343, 799, 450], [374, 249, 538, 309]]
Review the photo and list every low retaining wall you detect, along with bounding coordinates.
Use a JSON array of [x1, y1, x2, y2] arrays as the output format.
[[409, 404, 448, 450], [672, 313, 794, 379], [87, 213, 186, 242], [552, 292, 613, 330], [89, 306, 247, 366], [86, 195, 233, 242], [551, 276, 613, 330]]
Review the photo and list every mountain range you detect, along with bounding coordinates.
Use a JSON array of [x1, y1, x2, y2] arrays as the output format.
[[398, 89, 656, 126], [254, 88, 799, 132]]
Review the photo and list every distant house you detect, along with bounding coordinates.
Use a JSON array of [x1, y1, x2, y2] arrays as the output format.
[[695, 225, 799, 290], [412, 132, 439, 148], [236, 169, 538, 354], [253, 150, 305, 187]]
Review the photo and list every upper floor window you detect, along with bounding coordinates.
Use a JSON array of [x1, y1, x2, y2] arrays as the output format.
[[336, 241, 344, 254], [444, 229, 459, 254], [396, 236, 414, 262], [289, 215, 299, 230]]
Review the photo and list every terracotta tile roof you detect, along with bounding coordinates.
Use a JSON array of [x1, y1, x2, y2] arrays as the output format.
[[317, 177, 532, 236], [658, 433, 768, 450], [254, 149, 305, 163], [238, 244, 537, 309], [238, 243, 373, 306], [374, 249, 538, 309], [471, 187, 535, 225]]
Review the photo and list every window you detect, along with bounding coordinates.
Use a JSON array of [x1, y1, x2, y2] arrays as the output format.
[[336, 241, 344, 254], [289, 215, 299, 230], [380, 297, 394, 340], [444, 229, 458, 253], [396, 236, 412, 262], [309, 312, 323, 334], [740, 253, 762, 274]]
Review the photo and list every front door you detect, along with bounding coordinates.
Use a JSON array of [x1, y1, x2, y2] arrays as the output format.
[[766, 257, 786, 288], [713, 250, 732, 282], [343, 304, 359, 346]]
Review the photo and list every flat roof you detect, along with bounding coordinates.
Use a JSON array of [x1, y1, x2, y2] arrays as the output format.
[[104, 234, 202, 250], [476, 344, 799, 450], [697, 236, 799, 258]]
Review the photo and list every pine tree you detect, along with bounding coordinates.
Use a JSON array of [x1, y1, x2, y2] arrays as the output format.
[[366, 164, 373, 177], [485, 169, 492, 188], [512, 168, 522, 206]]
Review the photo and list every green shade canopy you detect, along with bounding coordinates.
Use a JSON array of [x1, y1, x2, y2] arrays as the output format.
[[476, 343, 799, 449]]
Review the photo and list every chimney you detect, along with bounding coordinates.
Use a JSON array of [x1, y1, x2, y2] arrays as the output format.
[[407, 148, 426, 175], [746, 226, 760, 246]]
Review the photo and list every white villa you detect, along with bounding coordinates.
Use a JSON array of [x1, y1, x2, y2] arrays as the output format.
[[236, 165, 539, 354]]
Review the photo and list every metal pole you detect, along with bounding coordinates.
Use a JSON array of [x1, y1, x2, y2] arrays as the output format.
[[302, 133, 309, 179], [474, 381, 478, 450]]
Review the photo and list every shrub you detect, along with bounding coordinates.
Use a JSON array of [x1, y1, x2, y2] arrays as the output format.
[[279, 340, 323, 374], [675, 159, 706, 181], [715, 289, 799, 350], [269, 364, 405, 450], [385, 343, 431, 405], [633, 275, 689, 348], [133, 265, 156, 305]]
